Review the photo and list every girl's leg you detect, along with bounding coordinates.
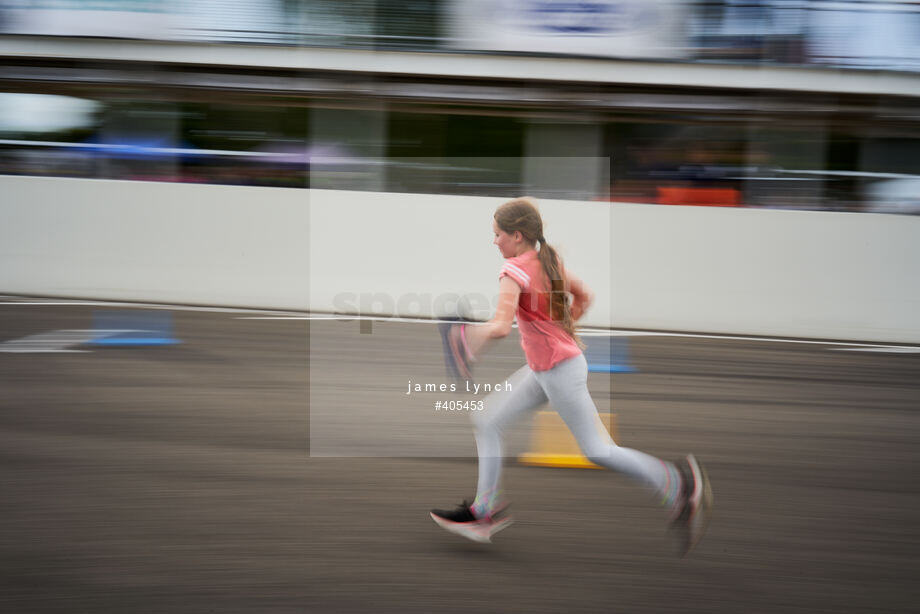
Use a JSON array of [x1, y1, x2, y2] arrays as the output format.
[[534, 354, 682, 508], [470, 364, 548, 517]]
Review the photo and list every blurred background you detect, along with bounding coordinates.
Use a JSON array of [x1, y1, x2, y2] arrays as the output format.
[[1, 3, 919, 614], [0, 0, 918, 210]]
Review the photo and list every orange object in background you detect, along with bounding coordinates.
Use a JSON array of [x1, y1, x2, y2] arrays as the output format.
[[656, 186, 741, 207]]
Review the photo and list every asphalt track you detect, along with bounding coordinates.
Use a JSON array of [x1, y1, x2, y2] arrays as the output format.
[[1, 301, 918, 613]]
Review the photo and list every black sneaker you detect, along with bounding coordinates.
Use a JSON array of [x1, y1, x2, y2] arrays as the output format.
[[430, 500, 513, 543], [670, 454, 713, 557]]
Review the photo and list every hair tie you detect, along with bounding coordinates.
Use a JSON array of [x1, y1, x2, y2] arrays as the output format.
[[539, 236, 546, 244]]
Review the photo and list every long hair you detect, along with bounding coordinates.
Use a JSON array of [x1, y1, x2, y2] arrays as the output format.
[[494, 197, 582, 347]]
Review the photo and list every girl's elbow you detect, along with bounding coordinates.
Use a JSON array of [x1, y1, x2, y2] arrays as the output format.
[[492, 322, 513, 338]]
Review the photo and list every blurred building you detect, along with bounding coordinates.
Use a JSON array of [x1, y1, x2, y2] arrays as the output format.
[[0, 0, 918, 212]]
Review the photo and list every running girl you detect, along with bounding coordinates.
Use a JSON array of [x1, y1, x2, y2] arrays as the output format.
[[431, 197, 712, 556]]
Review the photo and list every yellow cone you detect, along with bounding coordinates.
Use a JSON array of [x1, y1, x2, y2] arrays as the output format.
[[518, 411, 618, 469]]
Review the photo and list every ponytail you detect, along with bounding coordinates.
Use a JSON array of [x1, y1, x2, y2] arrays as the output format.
[[537, 238, 584, 349]]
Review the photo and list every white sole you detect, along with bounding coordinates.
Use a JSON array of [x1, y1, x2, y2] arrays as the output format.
[[685, 454, 713, 553], [430, 513, 514, 544]]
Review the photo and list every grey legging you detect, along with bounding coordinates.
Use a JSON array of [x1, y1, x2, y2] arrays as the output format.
[[472, 353, 670, 505]]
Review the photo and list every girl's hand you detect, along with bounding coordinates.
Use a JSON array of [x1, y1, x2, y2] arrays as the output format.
[[565, 269, 593, 321]]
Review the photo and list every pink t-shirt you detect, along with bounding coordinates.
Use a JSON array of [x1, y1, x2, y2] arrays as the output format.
[[499, 250, 582, 372]]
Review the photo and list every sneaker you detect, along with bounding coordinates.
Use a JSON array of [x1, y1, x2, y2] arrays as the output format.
[[670, 454, 713, 557], [430, 500, 513, 544], [438, 321, 474, 383]]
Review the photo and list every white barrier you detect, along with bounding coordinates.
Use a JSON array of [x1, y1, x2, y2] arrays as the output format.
[[0, 176, 310, 309], [1, 175, 918, 343]]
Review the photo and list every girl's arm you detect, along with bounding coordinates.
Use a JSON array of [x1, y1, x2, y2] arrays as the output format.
[[565, 269, 594, 321], [462, 276, 520, 359]]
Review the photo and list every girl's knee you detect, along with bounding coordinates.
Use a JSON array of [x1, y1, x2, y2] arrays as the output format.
[[584, 451, 612, 467], [581, 440, 618, 468]]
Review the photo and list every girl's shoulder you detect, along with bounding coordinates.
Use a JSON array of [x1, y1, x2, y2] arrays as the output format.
[[499, 251, 539, 290]]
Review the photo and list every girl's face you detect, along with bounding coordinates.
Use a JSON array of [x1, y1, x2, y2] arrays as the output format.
[[493, 219, 519, 259]]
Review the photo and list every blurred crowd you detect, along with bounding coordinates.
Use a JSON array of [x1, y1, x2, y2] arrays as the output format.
[[1, 1, 918, 213], [2, 90, 919, 213]]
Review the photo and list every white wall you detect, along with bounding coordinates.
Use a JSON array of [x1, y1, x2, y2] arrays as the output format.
[[0, 176, 310, 309], [610, 204, 920, 342], [2, 175, 918, 343]]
